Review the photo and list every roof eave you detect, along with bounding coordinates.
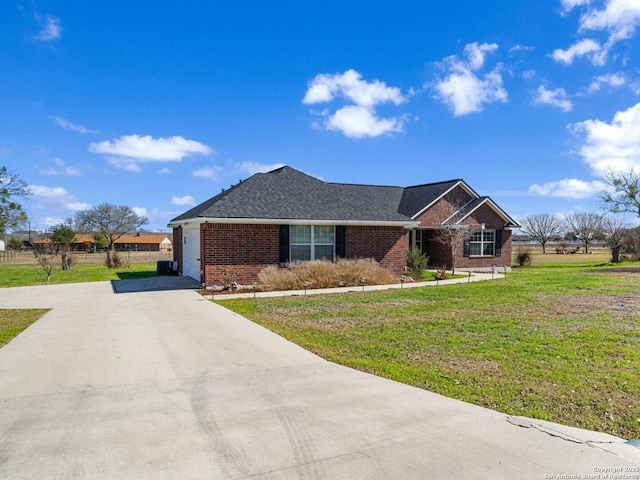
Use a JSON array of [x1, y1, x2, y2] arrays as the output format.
[[168, 217, 420, 229]]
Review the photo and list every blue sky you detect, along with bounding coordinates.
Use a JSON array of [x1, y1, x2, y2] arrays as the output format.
[[2, 0, 640, 231]]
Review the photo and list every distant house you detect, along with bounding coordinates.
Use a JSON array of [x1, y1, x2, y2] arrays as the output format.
[[169, 166, 519, 286], [69, 233, 173, 252]]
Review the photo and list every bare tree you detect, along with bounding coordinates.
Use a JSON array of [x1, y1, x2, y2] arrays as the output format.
[[601, 169, 640, 218], [519, 213, 563, 254], [75, 204, 147, 268], [432, 201, 470, 274], [564, 212, 603, 254], [33, 241, 61, 284], [601, 217, 630, 263]]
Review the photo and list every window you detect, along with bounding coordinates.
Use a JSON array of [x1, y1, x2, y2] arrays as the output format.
[[469, 229, 495, 256], [290, 225, 335, 261]]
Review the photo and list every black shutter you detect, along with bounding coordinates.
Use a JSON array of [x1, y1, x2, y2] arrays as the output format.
[[495, 229, 502, 257], [335, 226, 346, 258], [463, 238, 470, 257], [279, 225, 290, 263]]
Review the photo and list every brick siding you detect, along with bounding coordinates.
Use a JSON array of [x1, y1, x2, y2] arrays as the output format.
[[172, 226, 183, 274], [345, 225, 409, 275]]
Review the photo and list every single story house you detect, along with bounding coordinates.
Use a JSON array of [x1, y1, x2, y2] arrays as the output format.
[[35, 233, 173, 252], [168, 166, 519, 286]]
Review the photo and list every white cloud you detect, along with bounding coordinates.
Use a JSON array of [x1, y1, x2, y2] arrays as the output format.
[[171, 195, 195, 206], [432, 42, 507, 116], [158, 167, 171, 174], [554, 0, 640, 65], [528, 178, 608, 198], [303, 69, 408, 138], [570, 102, 640, 175], [303, 69, 406, 107], [35, 15, 62, 41], [89, 135, 213, 172], [533, 85, 573, 112], [193, 166, 223, 180], [551, 38, 603, 65], [49, 116, 96, 134], [560, 0, 590, 15], [106, 157, 143, 173], [231, 161, 286, 175], [39, 157, 81, 176], [326, 105, 405, 138], [587, 73, 627, 92], [28, 185, 90, 211]]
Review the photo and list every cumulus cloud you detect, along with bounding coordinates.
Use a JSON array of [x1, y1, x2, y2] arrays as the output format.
[[587, 73, 627, 92], [35, 15, 62, 41], [533, 85, 573, 112], [569, 102, 640, 175], [231, 161, 286, 175], [89, 134, 213, 172], [551, 38, 603, 65], [302, 69, 409, 138], [193, 166, 223, 180], [528, 178, 608, 198], [39, 157, 81, 176], [554, 0, 640, 65], [49, 116, 97, 134], [28, 185, 90, 211], [432, 42, 507, 116], [171, 195, 195, 206]]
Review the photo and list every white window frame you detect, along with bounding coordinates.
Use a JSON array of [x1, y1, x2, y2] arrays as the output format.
[[469, 229, 495, 257], [290, 225, 335, 262]]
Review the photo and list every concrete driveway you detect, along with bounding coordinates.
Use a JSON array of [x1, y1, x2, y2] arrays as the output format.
[[0, 279, 638, 479]]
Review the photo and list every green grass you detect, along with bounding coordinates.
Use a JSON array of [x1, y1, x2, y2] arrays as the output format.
[[0, 309, 50, 348], [0, 262, 157, 287], [220, 261, 640, 439]]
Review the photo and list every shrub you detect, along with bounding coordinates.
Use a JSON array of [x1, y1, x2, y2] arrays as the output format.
[[257, 259, 397, 291], [514, 245, 532, 267], [433, 266, 447, 280], [406, 247, 428, 280]]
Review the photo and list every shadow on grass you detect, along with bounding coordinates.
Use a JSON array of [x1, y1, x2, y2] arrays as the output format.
[[115, 270, 157, 280]]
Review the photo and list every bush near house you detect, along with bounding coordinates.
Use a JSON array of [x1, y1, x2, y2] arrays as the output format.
[[257, 259, 398, 291]]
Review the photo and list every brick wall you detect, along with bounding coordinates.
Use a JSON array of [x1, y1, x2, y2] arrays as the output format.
[[172, 226, 183, 274], [417, 187, 474, 227], [345, 225, 409, 275], [201, 223, 280, 286]]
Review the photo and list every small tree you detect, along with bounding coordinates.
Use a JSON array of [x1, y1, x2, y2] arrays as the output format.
[[601, 217, 629, 263], [33, 241, 60, 284], [50, 222, 76, 270], [624, 227, 640, 260], [519, 213, 563, 254], [0, 166, 30, 235], [7, 237, 23, 249], [75, 204, 147, 268], [601, 169, 640, 218], [564, 212, 603, 254]]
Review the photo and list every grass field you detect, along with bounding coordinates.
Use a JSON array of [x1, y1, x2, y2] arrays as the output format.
[[0, 309, 50, 348], [0, 261, 158, 287], [220, 260, 640, 439]]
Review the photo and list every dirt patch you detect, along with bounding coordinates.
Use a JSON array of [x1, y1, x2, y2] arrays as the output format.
[[586, 266, 640, 276]]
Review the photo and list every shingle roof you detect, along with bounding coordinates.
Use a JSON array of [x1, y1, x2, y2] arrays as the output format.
[[170, 166, 411, 223], [169, 165, 518, 227]]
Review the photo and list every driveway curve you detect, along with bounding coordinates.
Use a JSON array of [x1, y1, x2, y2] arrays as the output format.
[[0, 279, 638, 479]]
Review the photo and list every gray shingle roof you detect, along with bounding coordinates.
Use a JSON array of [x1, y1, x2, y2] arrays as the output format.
[[171, 166, 410, 223], [169, 166, 517, 226]]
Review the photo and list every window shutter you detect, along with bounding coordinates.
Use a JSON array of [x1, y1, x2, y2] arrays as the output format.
[[495, 229, 502, 257], [279, 225, 290, 263], [335, 226, 346, 258], [463, 238, 470, 257]]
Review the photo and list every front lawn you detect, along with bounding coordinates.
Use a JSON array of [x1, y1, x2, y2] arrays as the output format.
[[220, 262, 640, 439]]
